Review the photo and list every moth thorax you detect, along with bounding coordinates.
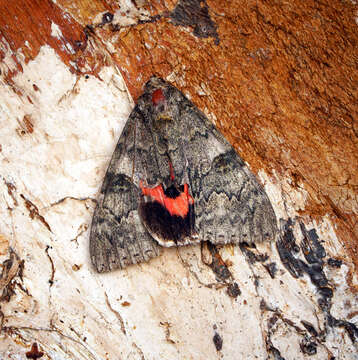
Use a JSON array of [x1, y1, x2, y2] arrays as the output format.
[[153, 115, 173, 130]]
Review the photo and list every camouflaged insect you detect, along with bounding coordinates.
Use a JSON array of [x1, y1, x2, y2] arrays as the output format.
[[90, 77, 278, 272]]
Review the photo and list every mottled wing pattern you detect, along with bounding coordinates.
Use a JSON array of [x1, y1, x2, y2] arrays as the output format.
[[90, 77, 278, 273], [143, 78, 278, 246], [179, 92, 277, 245], [89, 107, 160, 273]]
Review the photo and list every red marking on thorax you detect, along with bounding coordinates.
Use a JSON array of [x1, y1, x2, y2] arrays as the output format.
[[140, 181, 194, 218], [169, 161, 175, 181], [152, 88, 165, 105]]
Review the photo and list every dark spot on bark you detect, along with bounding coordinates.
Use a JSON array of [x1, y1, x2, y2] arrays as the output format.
[[170, 0, 220, 45], [26, 343, 44, 359], [264, 262, 278, 278], [102, 12, 114, 24], [213, 332, 223, 351], [227, 282, 241, 298], [300, 337, 317, 355], [327, 258, 342, 268]]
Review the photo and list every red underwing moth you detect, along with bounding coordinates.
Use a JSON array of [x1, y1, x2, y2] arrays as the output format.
[[90, 77, 278, 272]]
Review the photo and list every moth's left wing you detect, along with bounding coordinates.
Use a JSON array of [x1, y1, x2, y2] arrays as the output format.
[[90, 107, 160, 273]]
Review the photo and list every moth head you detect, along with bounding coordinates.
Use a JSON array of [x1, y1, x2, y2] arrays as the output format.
[[150, 88, 179, 148], [143, 77, 181, 119], [152, 88, 165, 107]]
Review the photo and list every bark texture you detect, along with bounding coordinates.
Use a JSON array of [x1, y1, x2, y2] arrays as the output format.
[[0, 0, 357, 359]]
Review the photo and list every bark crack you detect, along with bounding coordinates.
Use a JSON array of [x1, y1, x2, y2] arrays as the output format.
[[104, 292, 126, 335]]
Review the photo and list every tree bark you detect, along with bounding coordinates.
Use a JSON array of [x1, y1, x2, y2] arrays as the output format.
[[0, 0, 357, 359]]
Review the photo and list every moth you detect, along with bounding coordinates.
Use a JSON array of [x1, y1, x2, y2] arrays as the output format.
[[90, 77, 277, 272]]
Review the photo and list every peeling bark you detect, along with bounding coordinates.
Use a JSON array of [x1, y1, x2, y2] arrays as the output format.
[[0, 0, 357, 359]]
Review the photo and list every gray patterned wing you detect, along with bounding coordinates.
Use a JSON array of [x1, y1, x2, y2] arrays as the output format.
[[142, 77, 278, 246], [89, 107, 160, 273], [179, 93, 278, 245]]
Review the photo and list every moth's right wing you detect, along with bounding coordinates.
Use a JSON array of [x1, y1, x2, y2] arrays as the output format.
[[89, 107, 160, 273]]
